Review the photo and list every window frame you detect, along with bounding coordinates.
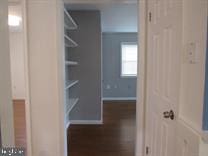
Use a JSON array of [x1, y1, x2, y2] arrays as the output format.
[[120, 42, 138, 78]]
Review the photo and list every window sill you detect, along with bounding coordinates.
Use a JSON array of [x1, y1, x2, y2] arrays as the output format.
[[121, 76, 137, 78]]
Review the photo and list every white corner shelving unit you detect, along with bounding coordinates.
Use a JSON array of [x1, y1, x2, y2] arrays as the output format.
[[65, 80, 79, 90], [64, 8, 78, 30], [64, 7, 79, 129], [65, 61, 78, 66], [64, 35, 78, 47], [66, 98, 79, 116]]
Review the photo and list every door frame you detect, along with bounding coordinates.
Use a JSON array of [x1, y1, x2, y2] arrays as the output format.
[[136, 0, 148, 156], [21, 0, 32, 155], [21, 0, 148, 155], [21, 0, 208, 155]]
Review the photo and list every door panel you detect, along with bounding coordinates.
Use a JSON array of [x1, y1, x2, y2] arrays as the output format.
[[146, 0, 182, 156]]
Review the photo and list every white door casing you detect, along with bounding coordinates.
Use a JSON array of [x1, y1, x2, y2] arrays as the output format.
[[145, 0, 182, 156]]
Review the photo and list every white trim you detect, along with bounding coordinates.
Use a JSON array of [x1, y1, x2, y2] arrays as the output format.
[[22, 0, 32, 154], [102, 97, 137, 101], [136, 0, 147, 156], [59, 2, 68, 156], [101, 34, 103, 130], [70, 120, 103, 125], [121, 75, 138, 78]]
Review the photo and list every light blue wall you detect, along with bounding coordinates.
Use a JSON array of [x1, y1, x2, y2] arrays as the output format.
[[203, 18, 208, 130], [102, 33, 137, 99]]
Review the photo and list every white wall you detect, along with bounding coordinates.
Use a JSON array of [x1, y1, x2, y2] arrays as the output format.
[[179, 0, 208, 132], [0, 0, 15, 146], [27, 0, 66, 155], [177, 0, 208, 155], [9, 32, 26, 99], [9, 4, 26, 100]]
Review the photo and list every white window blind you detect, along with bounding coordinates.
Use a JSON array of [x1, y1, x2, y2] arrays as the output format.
[[121, 43, 138, 77]]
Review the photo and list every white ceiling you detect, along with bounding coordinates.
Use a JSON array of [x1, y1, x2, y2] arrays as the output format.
[[65, 1, 138, 33], [64, 0, 137, 4]]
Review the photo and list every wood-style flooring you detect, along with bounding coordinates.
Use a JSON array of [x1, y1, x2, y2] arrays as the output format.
[[68, 101, 136, 156], [12, 100, 136, 156], [13, 100, 27, 148]]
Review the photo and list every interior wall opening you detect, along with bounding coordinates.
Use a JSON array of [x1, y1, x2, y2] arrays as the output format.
[[64, 1, 138, 156]]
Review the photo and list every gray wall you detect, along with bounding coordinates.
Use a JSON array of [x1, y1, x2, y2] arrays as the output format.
[[203, 18, 208, 130], [102, 33, 137, 99], [68, 11, 102, 121]]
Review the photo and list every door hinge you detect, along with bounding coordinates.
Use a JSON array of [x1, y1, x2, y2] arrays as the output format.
[[146, 146, 150, 155], [149, 12, 152, 22]]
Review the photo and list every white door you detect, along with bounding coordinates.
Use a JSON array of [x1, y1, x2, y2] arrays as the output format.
[[145, 0, 182, 156]]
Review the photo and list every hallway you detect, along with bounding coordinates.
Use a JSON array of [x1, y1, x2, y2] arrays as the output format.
[[68, 101, 136, 156]]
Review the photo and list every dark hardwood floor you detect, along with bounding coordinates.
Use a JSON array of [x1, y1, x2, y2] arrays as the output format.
[[12, 100, 136, 156], [68, 101, 136, 156]]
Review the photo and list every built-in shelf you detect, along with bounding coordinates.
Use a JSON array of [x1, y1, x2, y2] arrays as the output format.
[[64, 6, 79, 131], [64, 35, 78, 47], [64, 8, 78, 30], [66, 121, 71, 130], [65, 80, 79, 90], [66, 98, 79, 116], [65, 61, 78, 66]]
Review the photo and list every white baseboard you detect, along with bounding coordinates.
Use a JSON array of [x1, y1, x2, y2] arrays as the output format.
[[70, 120, 103, 125], [102, 97, 137, 101]]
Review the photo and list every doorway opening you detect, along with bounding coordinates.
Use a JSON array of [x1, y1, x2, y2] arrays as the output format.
[[65, 1, 138, 156]]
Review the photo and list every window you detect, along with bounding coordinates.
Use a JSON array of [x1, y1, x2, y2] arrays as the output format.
[[121, 43, 138, 77]]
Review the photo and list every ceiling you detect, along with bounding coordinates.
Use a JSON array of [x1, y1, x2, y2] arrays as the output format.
[[64, 0, 137, 4], [65, 1, 138, 33]]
